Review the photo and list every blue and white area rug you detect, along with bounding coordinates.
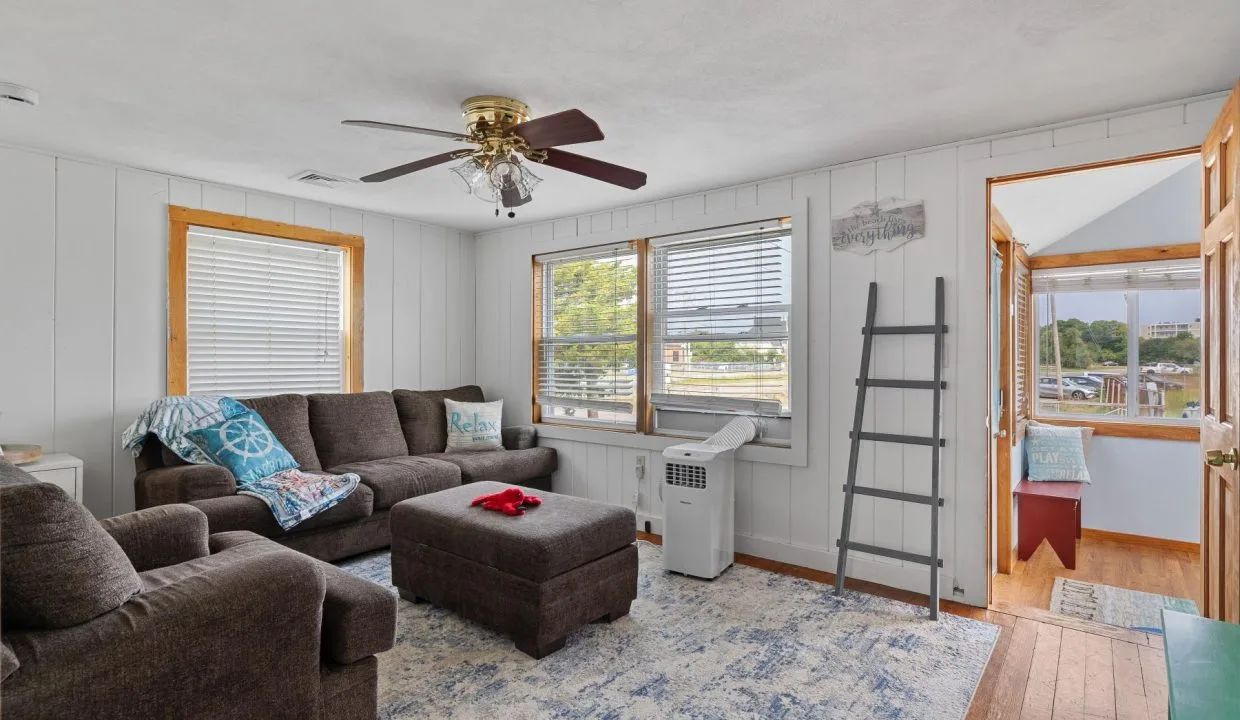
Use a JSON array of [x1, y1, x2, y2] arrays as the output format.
[[1050, 577, 1199, 635], [338, 543, 998, 719]]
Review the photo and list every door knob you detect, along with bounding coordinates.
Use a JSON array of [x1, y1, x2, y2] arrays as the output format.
[[1206, 449, 1239, 468]]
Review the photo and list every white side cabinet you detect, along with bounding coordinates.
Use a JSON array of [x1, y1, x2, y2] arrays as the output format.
[[18, 453, 83, 502]]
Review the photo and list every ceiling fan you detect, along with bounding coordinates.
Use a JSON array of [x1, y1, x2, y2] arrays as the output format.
[[343, 96, 647, 216]]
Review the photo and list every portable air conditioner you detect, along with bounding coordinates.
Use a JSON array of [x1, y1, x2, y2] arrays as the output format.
[[661, 442, 735, 579]]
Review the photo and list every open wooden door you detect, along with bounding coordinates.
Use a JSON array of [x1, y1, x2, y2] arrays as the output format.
[[1201, 82, 1240, 622]]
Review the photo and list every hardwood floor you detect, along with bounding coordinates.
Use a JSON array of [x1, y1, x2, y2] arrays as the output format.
[[637, 532, 1179, 719], [992, 535, 1200, 610]]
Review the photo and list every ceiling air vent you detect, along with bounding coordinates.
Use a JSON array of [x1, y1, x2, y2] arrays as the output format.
[[289, 170, 358, 189]]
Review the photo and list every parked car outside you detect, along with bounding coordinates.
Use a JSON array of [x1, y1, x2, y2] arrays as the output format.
[[1139, 362, 1192, 375], [1038, 377, 1098, 400], [1063, 374, 1103, 390]]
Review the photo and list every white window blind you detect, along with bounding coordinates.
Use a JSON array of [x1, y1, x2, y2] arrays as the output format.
[[650, 219, 791, 421], [186, 226, 345, 397], [1033, 258, 1201, 294], [534, 243, 638, 426], [1014, 260, 1032, 420]]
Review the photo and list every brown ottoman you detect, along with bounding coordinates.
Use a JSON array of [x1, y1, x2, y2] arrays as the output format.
[[390, 481, 638, 658]]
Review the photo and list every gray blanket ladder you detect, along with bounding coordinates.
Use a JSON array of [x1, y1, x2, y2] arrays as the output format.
[[834, 277, 947, 619]]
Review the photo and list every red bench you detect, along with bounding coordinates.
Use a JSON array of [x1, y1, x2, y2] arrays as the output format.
[[1013, 480, 1083, 569]]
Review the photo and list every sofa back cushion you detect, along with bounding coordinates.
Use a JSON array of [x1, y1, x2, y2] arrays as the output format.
[[240, 394, 322, 471], [0, 480, 143, 629], [307, 391, 407, 468], [393, 386, 486, 455]]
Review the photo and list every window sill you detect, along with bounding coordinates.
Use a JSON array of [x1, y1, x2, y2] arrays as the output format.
[[534, 423, 808, 467], [1031, 416, 1199, 441]]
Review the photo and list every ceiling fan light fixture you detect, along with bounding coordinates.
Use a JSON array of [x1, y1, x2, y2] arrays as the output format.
[[449, 157, 486, 194]]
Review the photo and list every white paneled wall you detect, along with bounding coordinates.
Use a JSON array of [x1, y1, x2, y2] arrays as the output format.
[[476, 93, 1225, 604], [0, 147, 475, 518]]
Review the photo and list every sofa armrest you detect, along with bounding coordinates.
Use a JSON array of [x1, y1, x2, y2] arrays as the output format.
[[502, 424, 538, 451], [0, 550, 326, 718], [206, 530, 395, 663], [99, 505, 210, 572], [134, 463, 236, 509]]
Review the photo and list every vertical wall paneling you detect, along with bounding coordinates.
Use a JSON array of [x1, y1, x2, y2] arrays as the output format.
[[750, 464, 792, 543], [111, 170, 169, 513], [872, 156, 906, 565], [0, 148, 56, 450], [200, 184, 245, 215], [908, 148, 960, 578], [459, 234, 477, 385], [418, 225, 448, 389], [827, 162, 878, 559], [168, 178, 202, 208], [362, 214, 395, 391], [293, 200, 332, 231], [587, 443, 609, 503], [245, 193, 294, 223], [507, 227, 534, 424], [734, 460, 754, 536], [443, 232, 463, 387], [391, 220, 422, 389], [54, 159, 117, 517]]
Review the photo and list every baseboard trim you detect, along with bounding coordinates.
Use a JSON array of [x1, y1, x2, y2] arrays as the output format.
[[633, 514, 986, 608], [1080, 528, 1199, 554]]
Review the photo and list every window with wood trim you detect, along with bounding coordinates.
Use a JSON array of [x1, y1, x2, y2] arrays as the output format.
[[533, 243, 639, 428], [1032, 257, 1201, 427], [168, 206, 364, 397], [532, 217, 793, 443]]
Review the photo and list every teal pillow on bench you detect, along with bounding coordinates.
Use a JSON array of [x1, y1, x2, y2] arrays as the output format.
[[1025, 424, 1091, 483], [186, 401, 299, 485]]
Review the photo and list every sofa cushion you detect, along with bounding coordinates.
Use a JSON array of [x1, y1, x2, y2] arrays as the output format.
[[392, 386, 485, 455], [0, 482, 143, 629], [422, 447, 557, 485], [391, 481, 635, 583], [240, 394, 321, 471], [307, 391, 407, 468], [329, 456, 461, 510], [189, 481, 374, 537]]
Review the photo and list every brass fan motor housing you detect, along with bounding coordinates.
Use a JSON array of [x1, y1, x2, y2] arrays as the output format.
[[461, 96, 530, 137]]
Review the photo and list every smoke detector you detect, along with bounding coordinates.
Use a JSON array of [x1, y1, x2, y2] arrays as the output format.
[[289, 169, 358, 189], [0, 83, 38, 107]]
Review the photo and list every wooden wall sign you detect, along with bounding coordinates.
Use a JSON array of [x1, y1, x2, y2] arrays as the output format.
[[831, 197, 926, 254]]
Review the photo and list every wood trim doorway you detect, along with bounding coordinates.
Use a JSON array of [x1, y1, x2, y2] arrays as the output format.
[[985, 146, 1201, 582]]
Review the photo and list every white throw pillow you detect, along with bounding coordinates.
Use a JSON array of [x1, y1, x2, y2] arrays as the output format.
[[444, 399, 504, 452]]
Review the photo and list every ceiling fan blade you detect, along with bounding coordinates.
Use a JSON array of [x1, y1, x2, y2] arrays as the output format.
[[359, 151, 464, 183], [538, 149, 647, 190], [500, 185, 533, 208], [342, 120, 468, 142], [511, 109, 604, 149]]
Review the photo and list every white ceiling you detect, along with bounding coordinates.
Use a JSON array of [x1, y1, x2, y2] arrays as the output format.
[[991, 154, 1199, 254], [2, 1, 1237, 232]]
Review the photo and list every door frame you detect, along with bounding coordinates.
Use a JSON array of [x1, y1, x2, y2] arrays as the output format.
[[958, 115, 1213, 606]]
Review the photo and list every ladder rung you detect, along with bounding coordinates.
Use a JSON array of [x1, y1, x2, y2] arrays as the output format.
[[845, 485, 945, 506], [837, 540, 944, 567], [850, 431, 946, 447], [858, 378, 947, 390], [863, 324, 948, 335]]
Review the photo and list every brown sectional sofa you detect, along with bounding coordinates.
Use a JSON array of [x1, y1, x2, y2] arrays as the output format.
[[0, 460, 395, 719], [133, 386, 557, 562]]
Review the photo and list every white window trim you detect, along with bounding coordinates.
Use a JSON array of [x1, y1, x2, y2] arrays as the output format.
[[531, 198, 808, 467]]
